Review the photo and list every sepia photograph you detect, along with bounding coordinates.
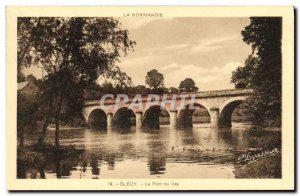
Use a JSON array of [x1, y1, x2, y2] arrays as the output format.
[[6, 6, 294, 191]]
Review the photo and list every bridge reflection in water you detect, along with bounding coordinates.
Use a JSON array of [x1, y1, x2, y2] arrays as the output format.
[[19, 123, 254, 179]]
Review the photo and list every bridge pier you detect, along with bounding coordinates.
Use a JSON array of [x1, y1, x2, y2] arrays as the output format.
[[210, 107, 219, 128], [107, 112, 113, 128], [84, 89, 253, 130], [169, 110, 178, 128], [135, 111, 143, 128]]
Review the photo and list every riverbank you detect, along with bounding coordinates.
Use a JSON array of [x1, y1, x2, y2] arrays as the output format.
[[47, 124, 86, 131], [233, 129, 281, 178], [17, 144, 84, 178], [234, 152, 281, 178]]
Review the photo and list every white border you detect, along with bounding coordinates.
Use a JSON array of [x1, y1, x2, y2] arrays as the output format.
[[1, 1, 298, 195]]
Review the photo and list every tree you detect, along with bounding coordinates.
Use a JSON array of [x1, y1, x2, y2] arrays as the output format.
[[108, 66, 133, 88], [26, 74, 37, 82], [231, 17, 282, 128], [84, 81, 102, 100], [102, 82, 114, 93], [18, 17, 135, 148], [168, 87, 179, 94], [231, 55, 259, 89], [17, 67, 26, 82], [178, 78, 199, 92], [145, 69, 164, 89], [17, 17, 42, 69], [17, 92, 39, 148], [135, 85, 147, 95]]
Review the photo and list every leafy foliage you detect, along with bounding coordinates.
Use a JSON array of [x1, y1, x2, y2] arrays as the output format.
[[145, 69, 164, 89], [17, 17, 41, 68], [178, 78, 199, 92], [231, 17, 282, 128], [168, 87, 179, 94], [17, 17, 135, 147], [17, 67, 26, 82], [232, 55, 259, 89], [17, 92, 39, 147]]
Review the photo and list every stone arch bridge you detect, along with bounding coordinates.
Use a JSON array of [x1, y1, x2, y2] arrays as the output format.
[[82, 89, 253, 129]]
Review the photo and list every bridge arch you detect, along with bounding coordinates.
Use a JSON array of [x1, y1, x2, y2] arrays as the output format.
[[113, 107, 136, 128], [88, 108, 107, 129], [219, 97, 247, 128], [177, 103, 211, 128], [143, 105, 170, 129]]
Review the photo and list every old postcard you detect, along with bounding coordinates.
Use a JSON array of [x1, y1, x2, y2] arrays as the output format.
[[6, 6, 294, 191]]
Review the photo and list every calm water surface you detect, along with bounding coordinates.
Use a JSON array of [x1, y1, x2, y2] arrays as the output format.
[[23, 123, 257, 179]]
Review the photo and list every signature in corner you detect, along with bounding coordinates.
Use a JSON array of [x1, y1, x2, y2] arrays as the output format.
[[237, 148, 280, 169]]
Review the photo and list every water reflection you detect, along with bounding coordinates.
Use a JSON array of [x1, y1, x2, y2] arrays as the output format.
[[19, 123, 280, 179]]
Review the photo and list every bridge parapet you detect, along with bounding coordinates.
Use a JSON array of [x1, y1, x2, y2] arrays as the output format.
[[84, 88, 254, 106], [195, 88, 253, 98]]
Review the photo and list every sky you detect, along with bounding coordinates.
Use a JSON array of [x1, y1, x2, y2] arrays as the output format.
[[114, 17, 252, 91], [24, 17, 252, 91]]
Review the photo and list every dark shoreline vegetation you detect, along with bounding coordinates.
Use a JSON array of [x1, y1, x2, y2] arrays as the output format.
[[17, 144, 84, 179], [234, 129, 281, 178], [234, 152, 281, 178]]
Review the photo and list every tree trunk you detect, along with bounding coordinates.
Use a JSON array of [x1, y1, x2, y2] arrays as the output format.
[[39, 166, 46, 179], [55, 115, 60, 149], [38, 92, 54, 147], [19, 129, 24, 148], [38, 116, 50, 146], [56, 159, 61, 178], [54, 87, 65, 149]]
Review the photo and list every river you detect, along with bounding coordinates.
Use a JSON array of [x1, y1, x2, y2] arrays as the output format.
[[19, 122, 281, 179]]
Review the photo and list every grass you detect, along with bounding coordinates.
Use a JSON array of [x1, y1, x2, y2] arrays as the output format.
[[233, 129, 281, 178], [234, 152, 281, 178]]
